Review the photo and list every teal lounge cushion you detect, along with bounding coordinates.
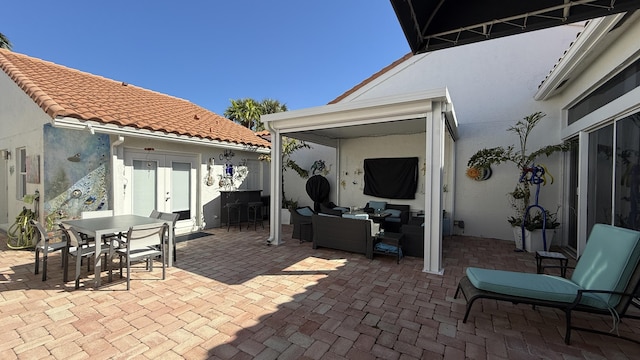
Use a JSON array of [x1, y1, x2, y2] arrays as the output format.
[[369, 201, 386, 211], [570, 224, 640, 307], [466, 267, 611, 309], [296, 207, 314, 216]]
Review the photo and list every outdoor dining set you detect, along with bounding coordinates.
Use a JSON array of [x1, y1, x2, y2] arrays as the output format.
[[31, 210, 178, 290]]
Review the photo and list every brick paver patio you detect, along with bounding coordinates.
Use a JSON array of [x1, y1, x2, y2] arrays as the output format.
[[1, 225, 638, 359]]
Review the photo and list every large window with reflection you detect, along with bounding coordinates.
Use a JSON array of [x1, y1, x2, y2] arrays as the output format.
[[569, 57, 640, 124], [615, 112, 640, 230], [586, 111, 640, 233]]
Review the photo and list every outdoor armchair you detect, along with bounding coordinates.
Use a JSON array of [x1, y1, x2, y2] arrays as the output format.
[[108, 222, 168, 290], [290, 206, 315, 243], [30, 219, 67, 281], [157, 211, 179, 263], [59, 223, 110, 289]]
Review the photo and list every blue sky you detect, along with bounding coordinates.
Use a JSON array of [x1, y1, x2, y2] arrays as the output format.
[[2, 1, 410, 115]]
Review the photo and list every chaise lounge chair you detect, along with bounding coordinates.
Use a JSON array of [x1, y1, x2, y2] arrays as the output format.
[[455, 224, 640, 344]]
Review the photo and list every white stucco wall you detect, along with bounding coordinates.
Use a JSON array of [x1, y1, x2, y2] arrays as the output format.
[[112, 136, 268, 232], [324, 24, 584, 240], [337, 133, 427, 211], [284, 142, 336, 209], [1, 65, 271, 233], [0, 71, 50, 224]]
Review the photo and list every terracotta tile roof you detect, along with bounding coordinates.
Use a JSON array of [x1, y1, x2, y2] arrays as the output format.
[[0, 49, 270, 149], [254, 130, 271, 142], [328, 52, 414, 104]]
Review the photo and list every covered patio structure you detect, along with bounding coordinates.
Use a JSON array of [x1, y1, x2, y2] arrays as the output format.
[[262, 89, 458, 274], [391, 0, 640, 54]]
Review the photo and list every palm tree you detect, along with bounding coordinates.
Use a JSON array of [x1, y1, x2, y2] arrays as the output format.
[[0, 32, 12, 50], [224, 98, 289, 131], [260, 99, 287, 115], [225, 97, 308, 207], [224, 98, 262, 131]]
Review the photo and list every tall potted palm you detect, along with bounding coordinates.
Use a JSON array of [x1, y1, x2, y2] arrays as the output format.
[[467, 112, 569, 250]]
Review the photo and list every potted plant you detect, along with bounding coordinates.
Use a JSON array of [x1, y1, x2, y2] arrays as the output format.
[[508, 208, 560, 251], [467, 112, 569, 250]]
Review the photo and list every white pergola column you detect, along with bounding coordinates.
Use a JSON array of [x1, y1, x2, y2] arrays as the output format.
[[423, 104, 445, 274], [268, 130, 283, 245]]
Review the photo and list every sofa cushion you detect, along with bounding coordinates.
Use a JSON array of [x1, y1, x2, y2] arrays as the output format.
[[318, 212, 340, 218], [368, 201, 387, 211], [343, 213, 369, 220]]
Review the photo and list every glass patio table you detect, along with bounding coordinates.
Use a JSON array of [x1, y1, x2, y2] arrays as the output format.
[[61, 214, 169, 287]]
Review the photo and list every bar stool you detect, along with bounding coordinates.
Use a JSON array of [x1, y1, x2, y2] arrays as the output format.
[[246, 201, 264, 230], [225, 202, 243, 231]]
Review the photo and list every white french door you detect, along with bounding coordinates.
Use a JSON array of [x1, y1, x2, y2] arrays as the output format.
[[124, 151, 197, 231]]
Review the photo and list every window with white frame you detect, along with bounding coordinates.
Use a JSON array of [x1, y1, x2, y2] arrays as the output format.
[[17, 147, 27, 200]]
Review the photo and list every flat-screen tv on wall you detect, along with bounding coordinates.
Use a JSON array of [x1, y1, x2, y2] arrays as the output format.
[[363, 157, 418, 199]]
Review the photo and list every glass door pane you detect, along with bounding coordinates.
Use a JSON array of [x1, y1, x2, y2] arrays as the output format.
[[132, 159, 158, 216], [567, 139, 579, 250], [587, 124, 613, 232], [615, 112, 640, 230], [171, 161, 191, 220]]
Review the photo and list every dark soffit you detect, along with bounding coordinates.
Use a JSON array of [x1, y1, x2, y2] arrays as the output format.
[[391, 0, 640, 54]]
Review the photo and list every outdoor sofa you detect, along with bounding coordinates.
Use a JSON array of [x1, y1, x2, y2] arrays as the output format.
[[311, 214, 374, 258]]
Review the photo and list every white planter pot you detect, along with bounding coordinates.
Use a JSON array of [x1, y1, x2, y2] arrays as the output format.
[[512, 227, 556, 252], [281, 209, 291, 225]]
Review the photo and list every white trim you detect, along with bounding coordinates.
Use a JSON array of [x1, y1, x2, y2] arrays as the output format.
[[263, 89, 448, 129], [535, 14, 626, 101]]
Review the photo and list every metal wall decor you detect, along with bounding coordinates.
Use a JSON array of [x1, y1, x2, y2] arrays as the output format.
[[466, 166, 492, 181]]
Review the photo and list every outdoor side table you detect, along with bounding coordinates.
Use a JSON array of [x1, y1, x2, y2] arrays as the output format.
[[535, 250, 569, 278], [373, 232, 404, 264]]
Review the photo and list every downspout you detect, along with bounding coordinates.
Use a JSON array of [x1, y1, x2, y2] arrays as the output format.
[[111, 136, 125, 214]]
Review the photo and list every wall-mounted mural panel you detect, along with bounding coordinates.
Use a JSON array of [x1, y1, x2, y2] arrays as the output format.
[[43, 124, 111, 220]]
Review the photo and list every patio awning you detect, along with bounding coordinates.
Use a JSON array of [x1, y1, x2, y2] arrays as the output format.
[[391, 0, 640, 54]]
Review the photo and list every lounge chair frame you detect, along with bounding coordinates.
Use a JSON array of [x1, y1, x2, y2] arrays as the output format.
[[455, 261, 640, 344]]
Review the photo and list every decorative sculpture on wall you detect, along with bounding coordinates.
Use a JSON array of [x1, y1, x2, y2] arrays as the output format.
[[311, 159, 331, 176]]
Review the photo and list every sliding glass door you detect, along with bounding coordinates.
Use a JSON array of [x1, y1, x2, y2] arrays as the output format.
[[582, 111, 640, 237]]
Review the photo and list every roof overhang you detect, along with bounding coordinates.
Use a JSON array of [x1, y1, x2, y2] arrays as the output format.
[[535, 11, 638, 100], [262, 88, 458, 147], [52, 116, 270, 153], [391, 0, 640, 54]]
